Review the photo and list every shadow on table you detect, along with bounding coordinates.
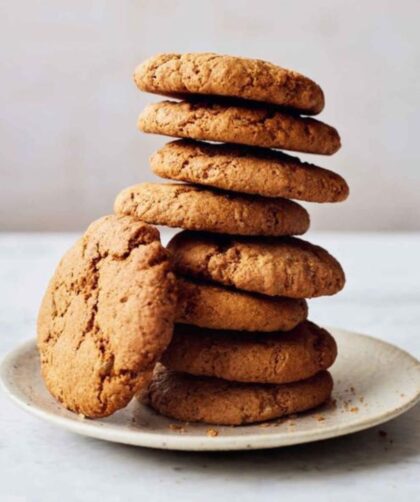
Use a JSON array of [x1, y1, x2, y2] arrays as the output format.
[[89, 405, 420, 478]]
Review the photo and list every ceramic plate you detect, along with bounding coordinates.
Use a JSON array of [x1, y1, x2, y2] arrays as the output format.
[[1, 328, 419, 451]]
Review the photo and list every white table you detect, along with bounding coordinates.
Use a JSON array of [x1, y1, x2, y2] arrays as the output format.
[[0, 232, 419, 502]]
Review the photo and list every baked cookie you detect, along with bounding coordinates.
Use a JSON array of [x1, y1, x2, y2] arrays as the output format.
[[133, 52, 325, 115], [37, 215, 177, 418], [176, 276, 307, 332], [168, 231, 345, 298], [114, 183, 310, 237], [151, 140, 349, 203], [162, 321, 337, 384], [138, 101, 340, 155], [147, 365, 333, 425]]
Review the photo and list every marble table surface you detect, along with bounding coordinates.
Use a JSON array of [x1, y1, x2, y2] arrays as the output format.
[[0, 231, 419, 502]]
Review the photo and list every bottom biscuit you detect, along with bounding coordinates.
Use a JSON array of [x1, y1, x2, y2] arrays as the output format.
[[146, 365, 333, 425]]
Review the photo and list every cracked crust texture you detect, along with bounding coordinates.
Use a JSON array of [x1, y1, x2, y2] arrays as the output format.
[[138, 100, 340, 155], [114, 183, 310, 237], [151, 140, 349, 203], [37, 215, 177, 418], [133, 53, 325, 115], [176, 276, 307, 332], [147, 365, 333, 425], [168, 231, 345, 298], [162, 321, 337, 384]]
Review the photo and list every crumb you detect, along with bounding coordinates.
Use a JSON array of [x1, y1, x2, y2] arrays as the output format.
[[207, 428, 219, 437], [169, 424, 185, 433], [400, 393, 405, 398], [288, 421, 296, 427], [259, 422, 271, 428], [78, 413, 85, 419], [315, 415, 326, 422], [328, 398, 337, 409], [350, 407, 359, 413], [359, 396, 365, 403], [350, 386, 355, 394], [378, 430, 387, 438]]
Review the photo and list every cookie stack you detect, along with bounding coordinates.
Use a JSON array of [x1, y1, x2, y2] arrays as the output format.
[[37, 52, 348, 425], [114, 53, 348, 425]]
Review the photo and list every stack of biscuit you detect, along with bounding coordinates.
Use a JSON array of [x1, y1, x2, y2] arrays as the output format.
[[37, 52, 347, 425], [113, 53, 348, 425]]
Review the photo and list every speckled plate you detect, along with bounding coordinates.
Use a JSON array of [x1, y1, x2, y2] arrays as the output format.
[[1, 328, 419, 451]]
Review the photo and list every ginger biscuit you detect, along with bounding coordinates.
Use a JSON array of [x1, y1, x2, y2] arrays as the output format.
[[147, 365, 333, 425], [176, 276, 307, 332], [162, 321, 337, 384], [114, 183, 310, 237], [168, 231, 345, 298], [134, 52, 325, 115], [37, 215, 177, 418], [138, 100, 340, 155], [151, 140, 349, 202]]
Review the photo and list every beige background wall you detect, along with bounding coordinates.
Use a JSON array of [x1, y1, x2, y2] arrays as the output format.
[[1, 0, 419, 231]]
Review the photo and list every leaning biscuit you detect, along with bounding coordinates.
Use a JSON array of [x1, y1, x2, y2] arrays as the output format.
[[147, 365, 333, 425], [37, 215, 177, 418], [134, 52, 325, 114], [168, 231, 345, 298], [162, 321, 337, 384], [151, 140, 349, 203], [176, 276, 307, 332], [114, 183, 310, 237], [138, 100, 340, 155]]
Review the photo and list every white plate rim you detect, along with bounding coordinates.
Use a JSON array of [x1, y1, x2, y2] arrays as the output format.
[[1, 328, 419, 451]]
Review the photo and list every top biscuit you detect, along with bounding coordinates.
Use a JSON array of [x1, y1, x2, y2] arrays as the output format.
[[37, 215, 177, 418], [133, 53, 325, 115]]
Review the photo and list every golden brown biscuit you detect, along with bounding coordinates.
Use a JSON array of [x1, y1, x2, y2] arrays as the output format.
[[162, 321, 337, 384], [37, 215, 177, 418], [114, 183, 310, 237], [138, 101, 340, 155], [151, 140, 349, 203], [168, 231, 345, 298], [147, 365, 333, 425], [176, 277, 307, 332], [133, 52, 325, 114]]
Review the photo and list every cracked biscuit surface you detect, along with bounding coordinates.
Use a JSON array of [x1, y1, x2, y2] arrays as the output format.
[[168, 231, 345, 298], [138, 100, 340, 155], [114, 183, 309, 237], [147, 365, 333, 425], [133, 52, 325, 115], [176, 276, 307, 332], [151, 140, 349, 202], [37, 215, 177, 418], [162, 321, 337, 384]]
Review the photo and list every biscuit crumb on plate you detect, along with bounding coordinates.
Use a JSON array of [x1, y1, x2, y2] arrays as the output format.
[[169, 424, 186, 433]]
